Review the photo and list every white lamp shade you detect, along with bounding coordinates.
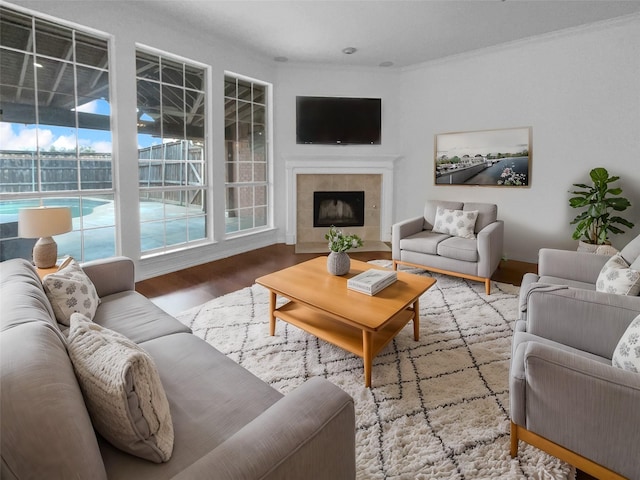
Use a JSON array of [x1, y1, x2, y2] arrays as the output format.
[[18, 206, 73, 238]]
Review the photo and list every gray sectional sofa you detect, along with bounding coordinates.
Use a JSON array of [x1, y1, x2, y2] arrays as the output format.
[[0, 256, 355, 480]]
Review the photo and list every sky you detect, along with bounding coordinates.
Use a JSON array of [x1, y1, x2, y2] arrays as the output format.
[[0, 99, 113, 153], [0, 99, 161, 152], [436, 127, 530, 159]]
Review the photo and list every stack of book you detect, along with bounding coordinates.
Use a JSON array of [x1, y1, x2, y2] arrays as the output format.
[[347, 269, 398, 296]]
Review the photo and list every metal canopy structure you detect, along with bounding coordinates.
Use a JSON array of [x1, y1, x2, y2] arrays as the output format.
[[1, 6, 205, 140], [135, 50, 205, 139], [0, 7, 110, 131]]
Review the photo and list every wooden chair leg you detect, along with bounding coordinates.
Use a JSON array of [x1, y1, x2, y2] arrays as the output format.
[[392, 260, 398, 271], [485, 278, 491, 295], [510, 421, 518, 458]]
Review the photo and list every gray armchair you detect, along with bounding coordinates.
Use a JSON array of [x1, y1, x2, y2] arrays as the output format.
[[392, 200, 503, 294], [510, 235, 640, 479]]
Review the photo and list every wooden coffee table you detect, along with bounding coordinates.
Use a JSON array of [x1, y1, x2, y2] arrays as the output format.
[[256, 257, 436, 387]]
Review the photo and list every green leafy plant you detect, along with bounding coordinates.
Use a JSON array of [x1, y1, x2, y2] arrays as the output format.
[[569, 167, 634, 245], [325, 225, 363, 252]]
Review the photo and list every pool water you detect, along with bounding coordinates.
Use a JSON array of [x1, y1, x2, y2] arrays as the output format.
[[0, 198, 109, 222]]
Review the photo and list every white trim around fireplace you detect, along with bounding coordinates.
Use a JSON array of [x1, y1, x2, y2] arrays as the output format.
[[284, 154, 401, 245]]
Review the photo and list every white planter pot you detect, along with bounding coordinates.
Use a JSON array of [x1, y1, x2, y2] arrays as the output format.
[[577, 240, 618, 255]]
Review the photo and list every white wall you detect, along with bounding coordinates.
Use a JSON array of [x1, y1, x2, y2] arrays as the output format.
[[397, 15, 640, 262]]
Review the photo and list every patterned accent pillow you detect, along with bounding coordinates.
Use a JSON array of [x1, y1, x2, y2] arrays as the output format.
[[42, 257, 100, 326], [595, 254, 640, 296], [612, 315, 640, 373], [67, 313, 174, 463], [432, 207, 479, 239]]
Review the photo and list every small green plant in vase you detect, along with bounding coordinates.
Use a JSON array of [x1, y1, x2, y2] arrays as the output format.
[[325, 225, 364, 252], [569, 167, 634, 252], [325, 225, 363, 275]]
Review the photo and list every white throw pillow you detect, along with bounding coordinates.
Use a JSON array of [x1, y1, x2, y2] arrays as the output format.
[[67, 313, 174, 463], [595, 254, 640, 296], [612, 315, 640, 373], [432, 207, 479, 239], [42, 256, 100, 326]]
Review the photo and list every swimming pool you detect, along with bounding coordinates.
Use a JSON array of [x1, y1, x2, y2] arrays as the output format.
[[0, 198, 110, 223]]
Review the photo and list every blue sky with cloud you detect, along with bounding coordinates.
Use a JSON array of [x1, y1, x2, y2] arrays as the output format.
[[0, 99, 113, 153]]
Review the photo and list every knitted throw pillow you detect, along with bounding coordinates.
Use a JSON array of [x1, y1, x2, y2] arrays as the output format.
[[42, 257, 100, 326], [67, 313, 174, 463], [595, 254, 640, 296], [612, 315, 640, 373], [432, 207, 479, 239]]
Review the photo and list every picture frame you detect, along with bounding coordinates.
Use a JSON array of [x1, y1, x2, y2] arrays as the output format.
[[434, 127, 532, 187]]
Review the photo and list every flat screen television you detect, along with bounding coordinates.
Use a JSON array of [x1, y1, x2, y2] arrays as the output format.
[[296, 96, 381, 145]]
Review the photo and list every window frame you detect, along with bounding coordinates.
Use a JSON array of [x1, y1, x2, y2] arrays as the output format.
[[135, 45, 211, 257], [0, 5, 117, 263], [223, 71, 273, 237]]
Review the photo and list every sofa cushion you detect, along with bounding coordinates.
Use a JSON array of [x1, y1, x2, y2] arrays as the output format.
[[596, 254, 640, 296], [42, 256, 101, 326], [437, 236, 478, 262], [400, 230, 450, 255], [433, 207, 478, 239], [620, 234, 640, 267], [68, 313, 174, 463], [0, 321, 108, 479], [423, 200, 463, 229], [612, 314, 640, 372], [99, 332, 284, 478], [93, 290, 191, 343], [537, 275, 595, 291], [463, 202, 497, 232], [0, 258, 60, 334]]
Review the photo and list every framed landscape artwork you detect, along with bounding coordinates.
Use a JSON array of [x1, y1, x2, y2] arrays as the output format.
[[434, 127, 532, 187]]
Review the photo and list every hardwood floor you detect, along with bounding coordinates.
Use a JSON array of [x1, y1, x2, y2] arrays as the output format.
[[136, 244, 599, 479], [136, 243, 536, 315]]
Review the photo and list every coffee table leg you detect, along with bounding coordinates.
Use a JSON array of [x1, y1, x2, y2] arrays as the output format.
[[269, 291, 277, 336], [363, 330, 372, 387], [413, 299, 420, 341]]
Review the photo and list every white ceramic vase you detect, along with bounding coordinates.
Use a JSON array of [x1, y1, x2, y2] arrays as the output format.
[[327, 251, 350, 275]]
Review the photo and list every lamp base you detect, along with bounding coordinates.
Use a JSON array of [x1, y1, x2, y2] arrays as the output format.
[[33, 237, 58, 268]]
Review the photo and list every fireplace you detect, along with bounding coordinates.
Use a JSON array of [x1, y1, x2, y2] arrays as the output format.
[[313, 191, 365, 227], [285, 155, 400, 245]]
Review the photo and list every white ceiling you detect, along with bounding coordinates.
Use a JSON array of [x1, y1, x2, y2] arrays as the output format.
[[142, 0, 640, 68]]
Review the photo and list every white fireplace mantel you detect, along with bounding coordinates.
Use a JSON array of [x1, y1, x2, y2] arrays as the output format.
[[284, 154, 401, 244]]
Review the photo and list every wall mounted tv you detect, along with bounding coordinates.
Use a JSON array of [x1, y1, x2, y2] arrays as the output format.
[[296, 96, 381, 145]]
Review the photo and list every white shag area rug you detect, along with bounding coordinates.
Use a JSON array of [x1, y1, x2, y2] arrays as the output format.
[[176, 261, 575, 480]]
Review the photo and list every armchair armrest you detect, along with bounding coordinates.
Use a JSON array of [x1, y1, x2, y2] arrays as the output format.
[[520, 341, 640, 479], [538, 248, 610, 284], [392, 216, 424, 259], [526, 285, 640, 358], [81, 256, 135, 297], [171, 377, 355, 480], [476, 220, 504, 278]]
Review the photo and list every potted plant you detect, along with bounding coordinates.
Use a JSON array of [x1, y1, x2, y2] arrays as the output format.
[[569, 167, 634, 253], [325, 225, 363, 275]]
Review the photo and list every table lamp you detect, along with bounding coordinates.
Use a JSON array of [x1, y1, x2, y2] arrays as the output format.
[[18, 206, 73, 268]]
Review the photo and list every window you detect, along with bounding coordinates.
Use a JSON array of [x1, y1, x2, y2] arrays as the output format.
[[136, 49, 207, 254], [0, 6, 115, 262], [224, 74, 269, 234]]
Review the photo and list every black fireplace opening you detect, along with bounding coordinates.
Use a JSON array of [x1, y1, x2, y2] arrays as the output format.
[[313, 191, 365, 227]]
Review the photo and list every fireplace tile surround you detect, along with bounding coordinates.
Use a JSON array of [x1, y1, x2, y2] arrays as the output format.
[[299, 175, 379, 243], [284, 155, 399, 246]]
